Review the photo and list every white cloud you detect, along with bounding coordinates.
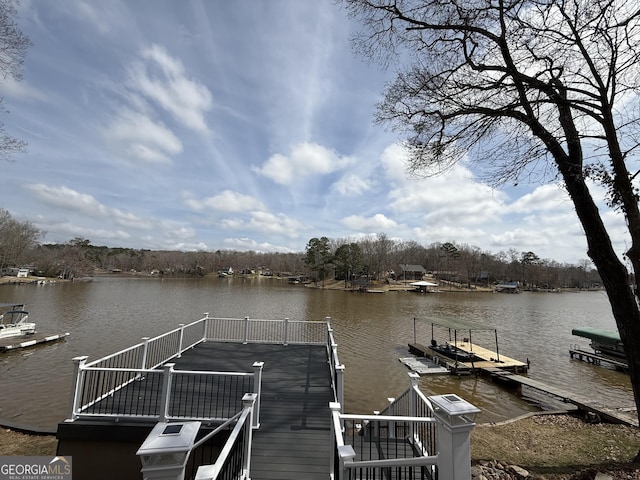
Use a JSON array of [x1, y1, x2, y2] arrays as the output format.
[[379, 143, 506, 226], [0, 77, 45, 101], [223, 237, 296, 253], [221, 211, 308, 238], [25, 184, 154, 230], [184, 190, 266, 212], [412, 224, 487, 245], [509, 184, 571, 213], [342, 213, 400, 232], [253, 142, 353, 185], [380, 143, 412, 185], [128, 44, 213, 133], [490, 228, 555, 249], [103, 108, 182, 164], [386, 166, 506, 226], [331, 173, 373, 196], [37, 219, 132, 243]]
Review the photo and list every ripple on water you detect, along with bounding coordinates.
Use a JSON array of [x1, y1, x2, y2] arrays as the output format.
[[0, 280, 633, 429]]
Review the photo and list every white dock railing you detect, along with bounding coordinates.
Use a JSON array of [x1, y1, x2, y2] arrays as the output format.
[[204, 315, 328, 345], [193, 393, 257, 480], [68, 315, 340, 424], [330, 373, 480, 480], [330, 373, 439, 480]]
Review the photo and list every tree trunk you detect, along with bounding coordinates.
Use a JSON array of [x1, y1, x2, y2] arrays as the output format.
[[559, 158, 640, 442]]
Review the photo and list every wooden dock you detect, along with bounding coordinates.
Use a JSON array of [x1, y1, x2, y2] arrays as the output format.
[[482, 367, 638, 427], [0, 331, 69, 352], [408, 341, 528, 375]]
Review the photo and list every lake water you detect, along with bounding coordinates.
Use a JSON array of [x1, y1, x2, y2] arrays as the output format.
[[0, 276, 632, 431]]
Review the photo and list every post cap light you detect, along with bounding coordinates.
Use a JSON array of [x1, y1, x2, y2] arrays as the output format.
[[137, 421, 201, 480], [429, 394, 480, 425]]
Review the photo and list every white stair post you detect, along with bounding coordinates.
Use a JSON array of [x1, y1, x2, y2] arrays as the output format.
[[429, 394, 480, 480]]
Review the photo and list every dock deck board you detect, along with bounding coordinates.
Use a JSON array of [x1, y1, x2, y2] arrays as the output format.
[[172, 342, 333, 480]]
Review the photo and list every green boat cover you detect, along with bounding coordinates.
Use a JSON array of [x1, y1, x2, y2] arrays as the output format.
[[572, 327, 620, 345]]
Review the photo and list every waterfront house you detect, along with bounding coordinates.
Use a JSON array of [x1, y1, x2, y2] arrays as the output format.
[[399, 264, 428, 281]]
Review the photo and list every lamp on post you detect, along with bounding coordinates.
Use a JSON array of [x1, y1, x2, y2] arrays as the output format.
[[429, 394, 480, 480], [136, 421, 201, 480]]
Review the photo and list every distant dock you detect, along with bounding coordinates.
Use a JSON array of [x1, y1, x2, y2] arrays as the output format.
[[0, 332, 69, 352]]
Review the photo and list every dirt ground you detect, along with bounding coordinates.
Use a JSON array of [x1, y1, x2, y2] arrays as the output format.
[[2, 413, 640, 478], [471, 413, 640, 478]]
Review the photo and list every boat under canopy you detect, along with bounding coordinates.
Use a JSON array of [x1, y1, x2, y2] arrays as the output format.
[[416, 319, 503, 363], [572, 327, 625, 359]]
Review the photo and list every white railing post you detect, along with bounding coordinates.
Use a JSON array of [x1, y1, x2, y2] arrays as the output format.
[[409, 372, 420, 417], [177, 324, 185, 358], [283, 317, 289, 345], [329, 402, 342, 478], [430, 395, 480, 480], [387, 397, 396, 439], [140, 337, 150, 370], [338, 445, 356, 480], [203, 313, 209, 342], [408, 372, 420, 441], [335, 364, 345, 411], [242, 393, 257, 479], [69, 355, 88, 420], [243, 316, 250, 344], [252, 361, 264, 429], [373, 411, 380, 438], [159, 363, 175, 422]]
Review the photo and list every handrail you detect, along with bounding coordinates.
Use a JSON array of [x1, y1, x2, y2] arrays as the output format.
[[194, 393, 256, 480], [70, 362, 262, 424], [69, 313, 332, 428], [381, 372, 434, 418], [69, 316, 333, 428], [326, 319, 345, 408], [330, 373, 439, 480], [84, 316, 208, 370], [330, 406, 438, 480], [203, 315, 327, 345]]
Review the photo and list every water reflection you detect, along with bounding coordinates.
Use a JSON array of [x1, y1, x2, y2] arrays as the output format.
[[0, 277, 632, 430]]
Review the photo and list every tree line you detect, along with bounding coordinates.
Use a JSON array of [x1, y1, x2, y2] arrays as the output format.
[[304, 235, 600, 290], [0, 209, 599, 288]]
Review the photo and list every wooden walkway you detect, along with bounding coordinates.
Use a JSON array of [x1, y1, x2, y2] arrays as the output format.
[[482, 367, 638, 427], [173, 342, 333, 480]]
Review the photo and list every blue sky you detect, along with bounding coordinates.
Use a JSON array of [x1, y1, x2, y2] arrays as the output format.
[[0, 0, 630, 264]]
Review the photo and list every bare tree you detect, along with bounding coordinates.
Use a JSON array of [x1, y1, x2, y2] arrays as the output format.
[[0, 208, 41, 270], [0, 0, 30, 159], [344, 0, 640, 436]]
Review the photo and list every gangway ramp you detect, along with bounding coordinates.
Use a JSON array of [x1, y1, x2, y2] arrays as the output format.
[[482, 367, 638, 427]]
